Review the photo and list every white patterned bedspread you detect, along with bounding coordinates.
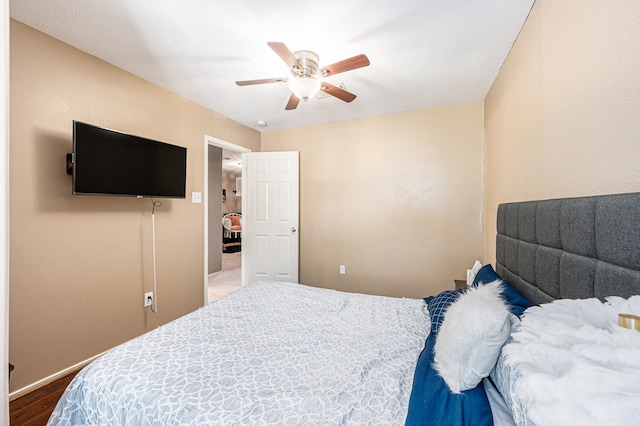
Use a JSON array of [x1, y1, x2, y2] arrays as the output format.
[[48, 281, 430, 425]]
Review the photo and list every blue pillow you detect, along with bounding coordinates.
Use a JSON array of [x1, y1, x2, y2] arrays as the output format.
[[405, 290, 493, 426], [472, 263, 501, 287], [473, 264, 533, 317], [424, 290, 461, 334]]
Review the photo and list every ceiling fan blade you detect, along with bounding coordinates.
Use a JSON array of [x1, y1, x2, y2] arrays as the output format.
[[321, 54, 370, 76], [285, 93, 300, 110], [267, 41, 298, 69], [320, 82, 357, 103], [236, 77, 286, 86]]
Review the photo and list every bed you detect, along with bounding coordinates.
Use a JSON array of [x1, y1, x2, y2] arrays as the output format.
[[48, 192, 640, 425]]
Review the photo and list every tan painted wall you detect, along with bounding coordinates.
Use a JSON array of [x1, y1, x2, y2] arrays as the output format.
[[208, 147, 223, 274], [484, 0, 640, 265], [1, 2, 9, 422], [262, 102, 484, 299], [9, 20, 259, 392]]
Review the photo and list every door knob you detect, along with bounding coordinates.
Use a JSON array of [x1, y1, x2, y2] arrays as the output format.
[[291, 227, 297, 233]]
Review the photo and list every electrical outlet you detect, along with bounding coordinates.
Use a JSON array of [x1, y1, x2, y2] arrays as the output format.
[[144, 291, 154, 308], [339, 265, 346, 275]]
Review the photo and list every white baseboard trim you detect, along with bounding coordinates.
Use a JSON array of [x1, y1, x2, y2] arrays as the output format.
[[9, 351, 105, 400]]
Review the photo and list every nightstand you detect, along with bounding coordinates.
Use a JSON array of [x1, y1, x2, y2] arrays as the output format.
[[454, 279, 467, 290]]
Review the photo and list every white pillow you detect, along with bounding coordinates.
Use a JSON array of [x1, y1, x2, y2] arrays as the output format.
[[433, 280, 511, 393], [503, 296, 640, 426]]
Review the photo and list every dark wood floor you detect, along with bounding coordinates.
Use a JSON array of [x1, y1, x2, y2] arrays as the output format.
[[9, 370, 79, 426]]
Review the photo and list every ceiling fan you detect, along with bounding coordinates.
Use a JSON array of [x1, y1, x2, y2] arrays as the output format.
[[236, 42, 370, 110]]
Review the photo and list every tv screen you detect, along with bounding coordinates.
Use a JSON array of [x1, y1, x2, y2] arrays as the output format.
[[72, 121, 187, 198]]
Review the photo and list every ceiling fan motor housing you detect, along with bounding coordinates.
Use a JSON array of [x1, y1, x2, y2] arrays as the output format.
[[291, 50, 319, 78]]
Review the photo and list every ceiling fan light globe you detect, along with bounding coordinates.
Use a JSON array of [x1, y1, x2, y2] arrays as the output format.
[[288, 77, 321, 102]]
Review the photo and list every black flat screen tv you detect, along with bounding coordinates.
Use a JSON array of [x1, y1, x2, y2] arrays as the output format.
[[71, 121, 187, 198]]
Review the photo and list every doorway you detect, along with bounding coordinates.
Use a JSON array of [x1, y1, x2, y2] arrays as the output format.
[[203, 136, 250, 305]]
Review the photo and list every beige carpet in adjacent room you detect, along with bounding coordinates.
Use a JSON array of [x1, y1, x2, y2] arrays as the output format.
[[208, 251, 241, 303]]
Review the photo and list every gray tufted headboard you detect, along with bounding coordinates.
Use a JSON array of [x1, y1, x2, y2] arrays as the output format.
[[496, 192, 640, 305]]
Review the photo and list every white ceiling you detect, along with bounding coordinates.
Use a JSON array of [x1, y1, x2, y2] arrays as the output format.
[[10, 0, 534, 134]]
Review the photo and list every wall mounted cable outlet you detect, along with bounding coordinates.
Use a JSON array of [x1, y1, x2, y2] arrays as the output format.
[[144, 291, 154, 308]]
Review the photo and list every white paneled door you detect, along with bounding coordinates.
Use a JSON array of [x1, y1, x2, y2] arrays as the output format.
[[242, 152, 299, 284]]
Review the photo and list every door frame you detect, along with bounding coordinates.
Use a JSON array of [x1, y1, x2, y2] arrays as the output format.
[[203, 135, 251, 305]]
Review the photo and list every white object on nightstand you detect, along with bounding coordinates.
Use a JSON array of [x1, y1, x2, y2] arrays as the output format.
[[467, 260, 483, 286], [466, 269, 474, 285]]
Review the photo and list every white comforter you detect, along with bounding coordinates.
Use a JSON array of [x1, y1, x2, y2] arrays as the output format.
[[48, 281, 430, 425], [502, 296, 640, 426]]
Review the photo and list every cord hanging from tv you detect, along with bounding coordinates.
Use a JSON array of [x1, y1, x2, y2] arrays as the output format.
[[67, 121, 187, 198]]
